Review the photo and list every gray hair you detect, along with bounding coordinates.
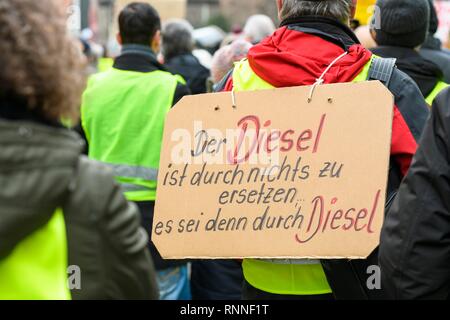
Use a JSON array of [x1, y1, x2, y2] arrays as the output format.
[[162, 19, 194, 60], [244, 15, 276, 44], [279, 0, 354, 23]]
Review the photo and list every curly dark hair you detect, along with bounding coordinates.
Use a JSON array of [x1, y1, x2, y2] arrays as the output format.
[[0, 0, 87, 122]]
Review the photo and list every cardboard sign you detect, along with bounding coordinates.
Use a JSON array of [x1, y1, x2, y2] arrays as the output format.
[[153, 81, 394, 259]]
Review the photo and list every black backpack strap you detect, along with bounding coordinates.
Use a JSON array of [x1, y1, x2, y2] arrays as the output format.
[[367, 57, 397, 87], [368, 56, 402, 209]]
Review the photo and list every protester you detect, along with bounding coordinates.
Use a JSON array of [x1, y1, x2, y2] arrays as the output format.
[[371, 0, 449, 105], [217, 0, 429, 300], [80, 2, 190, 300], [211, 39, 253, 84], [0, 0, 158, 300], [420, 0, 450, 83], [162, 19, 210, 95], [380, 87, 450, 300], [243, 14, 276, 44]]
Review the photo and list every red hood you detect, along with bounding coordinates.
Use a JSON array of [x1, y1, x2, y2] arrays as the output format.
[[248, 26, 372, 87]]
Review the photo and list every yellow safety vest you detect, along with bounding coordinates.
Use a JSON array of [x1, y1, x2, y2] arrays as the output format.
[[0, 209, 70, 300], [82, 68, 184, 202], [426, 81, 449, 106]]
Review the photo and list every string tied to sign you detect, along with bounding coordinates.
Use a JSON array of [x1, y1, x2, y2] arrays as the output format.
[[307, 51, 349, 103], [231, 88, 237, 109]]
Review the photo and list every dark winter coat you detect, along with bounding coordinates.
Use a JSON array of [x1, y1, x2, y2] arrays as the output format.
[[380, 88, 450, 300]]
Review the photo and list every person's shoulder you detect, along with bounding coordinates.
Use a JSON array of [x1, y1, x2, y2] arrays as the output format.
[[385, 67, 430, 139], [150, 68, 181, 81], [421, 47, 450, 61], [388, 67, 428, 108], [388, 67, 419, 92], [83, 70, 118, 94], [88, 69, 116, 83], [69, 156, 118, 209]]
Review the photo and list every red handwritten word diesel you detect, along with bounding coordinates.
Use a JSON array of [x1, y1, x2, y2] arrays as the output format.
[[227, 114, 327, 165], [295, 189, 382, 244]]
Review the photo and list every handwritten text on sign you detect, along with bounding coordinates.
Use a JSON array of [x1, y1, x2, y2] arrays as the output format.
[[153, 81, 394, 259]]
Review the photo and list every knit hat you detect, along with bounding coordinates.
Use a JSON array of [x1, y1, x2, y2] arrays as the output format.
[[374, 0, 430, 48]]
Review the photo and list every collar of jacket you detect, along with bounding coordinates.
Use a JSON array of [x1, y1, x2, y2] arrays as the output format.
[[114, 44, 168, 73], [0, 93, 63, 128], [0, 119, 84, 167], [280, 15, 361, 51]]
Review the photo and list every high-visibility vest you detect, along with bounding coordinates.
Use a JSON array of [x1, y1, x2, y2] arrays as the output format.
[[0, 209, 70, 300], [426, 81, 449, 106], [233, 57, 373, 296], [81, 68, 182, 202]]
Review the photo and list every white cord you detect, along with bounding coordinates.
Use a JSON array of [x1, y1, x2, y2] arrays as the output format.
[[231, 88, 237, 109], [307, 51, 349, 103]]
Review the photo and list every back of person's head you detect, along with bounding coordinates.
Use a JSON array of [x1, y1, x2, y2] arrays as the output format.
[[243, 15, 276, 44], [0, 0, 86, 123], [278, 0, 356, 24], [373, 0, 430, 48], [162, 19, 194, 61], [118, 2, 161, 46]]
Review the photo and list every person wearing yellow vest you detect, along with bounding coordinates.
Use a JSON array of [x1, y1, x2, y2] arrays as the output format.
[[370, 0, 449, 106], [81, 2, 190, 300], [216, 0, 430, 300], [0, 0, 157, 300]]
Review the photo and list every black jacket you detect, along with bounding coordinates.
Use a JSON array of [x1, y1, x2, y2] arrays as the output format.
[[78, 45, 191, 271], [166, 54, 210, 95], [0, 98, 158, 300], [380, 88, 450, 300], [114, 46, 190, 105], [420, 35, 450, 83], [372, 46, 445, 99]]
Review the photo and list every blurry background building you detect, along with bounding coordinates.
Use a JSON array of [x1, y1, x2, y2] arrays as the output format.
[[187, 0, 221, 29], [65, 0, 450, 50], [435, 0, 450, 47]]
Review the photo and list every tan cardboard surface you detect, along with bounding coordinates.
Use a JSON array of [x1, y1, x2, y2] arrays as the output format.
[[153, 81, 394, 259]]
